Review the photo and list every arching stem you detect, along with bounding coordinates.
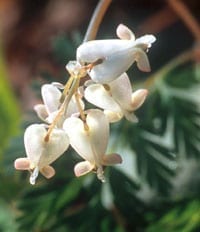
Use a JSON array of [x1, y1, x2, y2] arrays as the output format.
[[83, 0, 112, 42]]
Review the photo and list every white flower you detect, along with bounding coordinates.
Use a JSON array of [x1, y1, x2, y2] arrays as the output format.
[[84, 73, 148, 122], [76, 24, 156, 83], [63, 109, 122, 182], [14, 124, 69, 184], [34, 83, 84, 125]]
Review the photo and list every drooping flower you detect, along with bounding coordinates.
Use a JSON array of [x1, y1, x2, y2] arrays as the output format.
[[34, 83, 84, 125], [76, 24, 156, 83], [84, 73, 148, 122], [63, 109, 122, 182], [14, 124, 69, 184]]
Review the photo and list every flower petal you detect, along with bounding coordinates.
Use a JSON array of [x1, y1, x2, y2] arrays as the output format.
[[74, 161, 94, 177], [88, 44, 138, 83], [109, 73, 133, 110], [34, 104, 48, 121], [64, 110, 109, 166], [64, 117, 94, 162], [135, 34, 156, 48], [116, 24, 135, 40], [14, 158, 30, 170], [24, 124, 69, 168], [40, 165, 55, 179], [131, 89, 148, 110], [102, 153, 122, 165], [41, 84, 61, 114], [85, 84, 120, 112], [134, 49, 151, 72], [123, 111, 138, 122], [86, 109, 109, 159], [104, 110, 123, 123]]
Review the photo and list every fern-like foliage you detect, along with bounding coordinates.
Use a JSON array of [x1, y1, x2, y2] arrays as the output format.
[[3, 31, 200, 231]]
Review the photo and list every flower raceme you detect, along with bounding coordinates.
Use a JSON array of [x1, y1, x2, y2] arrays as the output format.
[[14, 24, 155, 184]]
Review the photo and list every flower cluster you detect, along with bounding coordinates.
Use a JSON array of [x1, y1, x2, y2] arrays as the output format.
[[14, 24, 156, 184]]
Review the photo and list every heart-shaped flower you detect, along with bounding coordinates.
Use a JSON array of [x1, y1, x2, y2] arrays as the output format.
[[63, 109, 122, 182], [34, 83, 84, 125], [84, 73, 148, 122], [76, 24, 156, 83], [14, 124, 69, 184]]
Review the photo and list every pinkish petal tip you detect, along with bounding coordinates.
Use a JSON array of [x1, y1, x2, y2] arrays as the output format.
[[14, 158, 30, 170]]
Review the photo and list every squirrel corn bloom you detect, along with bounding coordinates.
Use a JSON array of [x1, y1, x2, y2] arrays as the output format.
[[14, 124, 69, 185], [76, 24, 156, 83], [63, 109, 122, 182], [34, 83, 84, 125], [84, 73, 148, 122]]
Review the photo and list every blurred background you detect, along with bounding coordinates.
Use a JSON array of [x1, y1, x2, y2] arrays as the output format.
[[0, 0, 200, 231]]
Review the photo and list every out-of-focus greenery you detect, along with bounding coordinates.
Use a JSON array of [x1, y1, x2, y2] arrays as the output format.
[[1, 11, 200, 232], [0, 46, 21, 157], [0, 45, 21, 231]]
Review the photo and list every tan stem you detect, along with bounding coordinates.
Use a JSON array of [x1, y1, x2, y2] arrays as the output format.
[[83, 0, 112, 42], [44, 77, 80, 142], [74, 91, 86, 122], [60, 75, 74, 103], [167, 0, 200, 41], [144, 49, 193, 89]]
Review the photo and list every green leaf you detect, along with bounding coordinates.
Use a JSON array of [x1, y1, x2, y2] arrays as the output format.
[[0, 45, 21, 157], [146, 199, 200, 232]]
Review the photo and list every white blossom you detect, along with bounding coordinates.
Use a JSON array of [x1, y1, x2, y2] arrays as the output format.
[[84, 73, 148, 122], [76, 24, 156, 83], [34, 83, 84, 125], [63, 109, 122, 182], [14, 124, 69, 184]]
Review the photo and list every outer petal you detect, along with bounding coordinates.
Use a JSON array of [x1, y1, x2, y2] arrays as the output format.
[[63, 117, 94, 162], [104, 110, 123, 123], [123, 111, 138, 122], [14, 158, 30, 170], [134, 49, 151, 72], [77, 39, 130, 65], [109, 73, 133, 110], [24, 124, 69, 168], [34, 104, 48, 121], [134, 34, 156, 49], [40, 165, 56, 179], [74, 161, 94, 177], [64, 110, 109, 166], [38, 128, 69, 167], [102, 153, 122, 165], [84, 84, 121, 112], [86, 109, 109, 161], [24, 124, 47, 167], [41, 84, 61, 114], [88, 45, 138, 83], [116, 24, 135, 40], [131, 89, 148, 110]]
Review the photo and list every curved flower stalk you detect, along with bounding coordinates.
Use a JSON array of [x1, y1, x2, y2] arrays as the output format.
[[63, 109, 122, 182], [14, 124, 69, 185], [34, 83, 84, 125], [76, 24, 156, 83], [84, 73, 148, 122]]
